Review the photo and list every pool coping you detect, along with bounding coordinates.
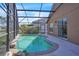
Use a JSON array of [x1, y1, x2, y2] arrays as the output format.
[[27, 38, 59, 56], [7, 34, 59, 56], [5, 34, 20, 56]]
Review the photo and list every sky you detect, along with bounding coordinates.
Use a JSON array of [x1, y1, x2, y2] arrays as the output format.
[[16, 3, 53, 24], [0, 4, 6, 17], [0, 4, 7, 26], [0, 3, 53, 25]]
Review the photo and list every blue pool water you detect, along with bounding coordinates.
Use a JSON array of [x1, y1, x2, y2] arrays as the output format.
[[16, 35, 52, 53]]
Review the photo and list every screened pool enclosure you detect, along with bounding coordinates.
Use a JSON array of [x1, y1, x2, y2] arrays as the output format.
[[0, 3, 54, 55]]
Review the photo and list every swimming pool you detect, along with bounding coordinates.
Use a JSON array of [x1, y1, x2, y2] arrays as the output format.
[[16, 35, 58, 55]]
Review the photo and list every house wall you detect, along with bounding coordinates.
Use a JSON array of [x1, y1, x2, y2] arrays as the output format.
[[47, 3, 79, 44]]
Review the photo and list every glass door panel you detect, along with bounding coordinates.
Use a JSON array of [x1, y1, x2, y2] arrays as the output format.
[[58, 19, 63, 36]]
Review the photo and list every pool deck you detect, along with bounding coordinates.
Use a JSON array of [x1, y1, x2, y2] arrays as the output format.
[[6, 34, 79, 56], [42, 34, 79, 56]]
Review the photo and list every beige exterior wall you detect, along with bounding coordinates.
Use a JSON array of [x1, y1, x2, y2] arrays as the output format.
[[48, 3, 79, 44]]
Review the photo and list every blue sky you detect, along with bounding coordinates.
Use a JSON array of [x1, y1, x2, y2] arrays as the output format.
[[16, 3, 53, 24], [0, 4, 6, 17], [0, 3, 53, 24]]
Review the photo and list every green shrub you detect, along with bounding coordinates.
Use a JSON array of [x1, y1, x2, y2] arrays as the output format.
[[19, 24, 39, 34], [32, 27, 39, 34]]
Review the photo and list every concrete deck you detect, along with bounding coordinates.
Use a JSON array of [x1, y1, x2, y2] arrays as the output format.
[[43, 34, 79, 56], [5, 34, 79, 56]]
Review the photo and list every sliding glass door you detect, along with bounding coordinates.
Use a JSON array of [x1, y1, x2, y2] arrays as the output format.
[[62, 17, 67, 38], [58, 19, 63, 36], [58, 17, 67, 38]]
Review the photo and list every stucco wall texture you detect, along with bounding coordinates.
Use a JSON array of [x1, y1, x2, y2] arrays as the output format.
[[47, 3, 79, 45]]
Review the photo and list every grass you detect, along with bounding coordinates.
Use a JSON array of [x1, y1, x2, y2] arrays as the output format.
[[0, 35, 6, 47], [0, 29, 6, 32]]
